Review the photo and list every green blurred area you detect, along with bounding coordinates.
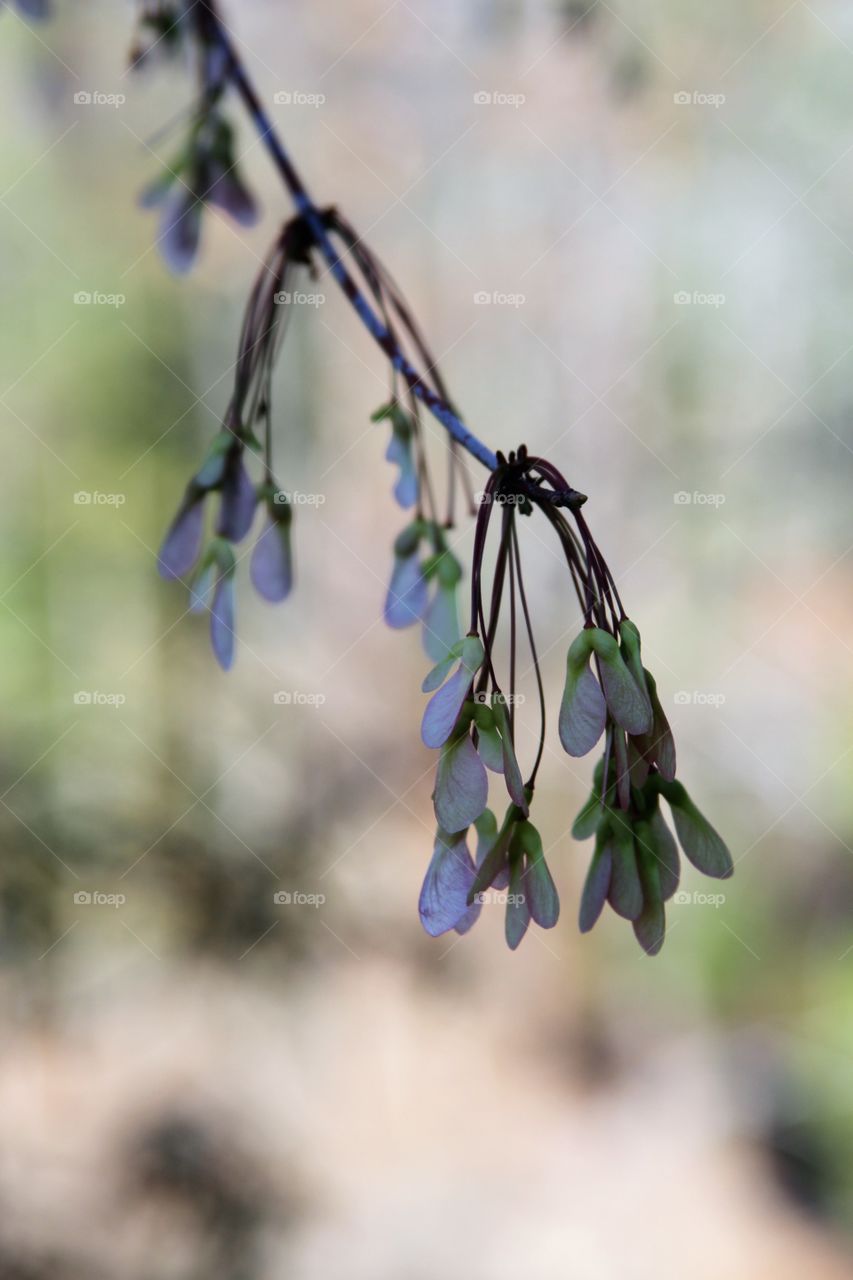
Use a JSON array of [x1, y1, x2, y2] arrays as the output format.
[[0, 2, 851, 1277]]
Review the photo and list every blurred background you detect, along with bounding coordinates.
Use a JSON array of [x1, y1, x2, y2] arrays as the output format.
[[0, 0, 851, 1275]]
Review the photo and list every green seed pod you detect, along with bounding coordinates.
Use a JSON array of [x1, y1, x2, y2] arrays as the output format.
[[631, 668, 677, 782], [468, 803, 521, 902], [613, 728, 631, 810], [516, 820, 559, 929], [474, 702, 505, 773], [393, 520, 424, 559], [647, 803, 680, 901], [627, 737, 650, 787], [658, 779, 733, 879], [559, 630, 607, 757], [579, 827, 612, 933], [633, 834, 666, 956], [617, 619, 650, 706], [505, 840, 531, 950], [433, 731, 488, 834], [491, 697, 528, 814], [587, 628, 653, 736], [422, 649, 462, 694], [606, 819, 643, 920]]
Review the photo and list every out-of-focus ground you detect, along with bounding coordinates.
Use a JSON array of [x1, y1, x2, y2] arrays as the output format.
[[0, 1, 851, 1276]]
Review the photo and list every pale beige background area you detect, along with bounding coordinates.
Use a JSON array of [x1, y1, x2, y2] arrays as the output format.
[[0, 1, 851, 1276]]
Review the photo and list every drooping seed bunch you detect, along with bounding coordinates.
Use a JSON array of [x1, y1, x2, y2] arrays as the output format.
[[134, 1, 259, 273], [155, 196, 477, 672], [156, 219, 319, 665], [415, 448, 732, 953]]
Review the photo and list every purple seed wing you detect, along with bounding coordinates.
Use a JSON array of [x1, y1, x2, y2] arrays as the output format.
[[385, 552, 428, 629], [422, 584, 461, 663], [434, 734, 488, 834], [476, 724, 504, 773], [607, 826, 643, 920], [421, 649, 460, 693], [158, 186, 202, 275], [671, 802, 733, 879], [648, 807, 680, 901], [559, 659, 606, 757], [519, 823, 559, 929], [158, 497, 204, 580], [210, 573, 236, 671], [207, 169, 259, 227], [505, 855, 531, 951], [216, 455, 257, 543], [250, 519, 293, 603], [421, 664, 472, 749], [579, 841, 612, 933], [453, 896, 483, 935], [385, 430, 418, 509], [588, 629, 652, 736], [418, 832, 477, 937], [632, 845, 666, 956], [189, 562, 215, 613]]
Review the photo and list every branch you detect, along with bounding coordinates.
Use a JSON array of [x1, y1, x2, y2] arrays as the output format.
[[205, 3, 499, 471]]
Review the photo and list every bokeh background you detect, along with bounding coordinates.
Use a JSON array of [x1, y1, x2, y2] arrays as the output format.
[[0, 1, 851, 1276]]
